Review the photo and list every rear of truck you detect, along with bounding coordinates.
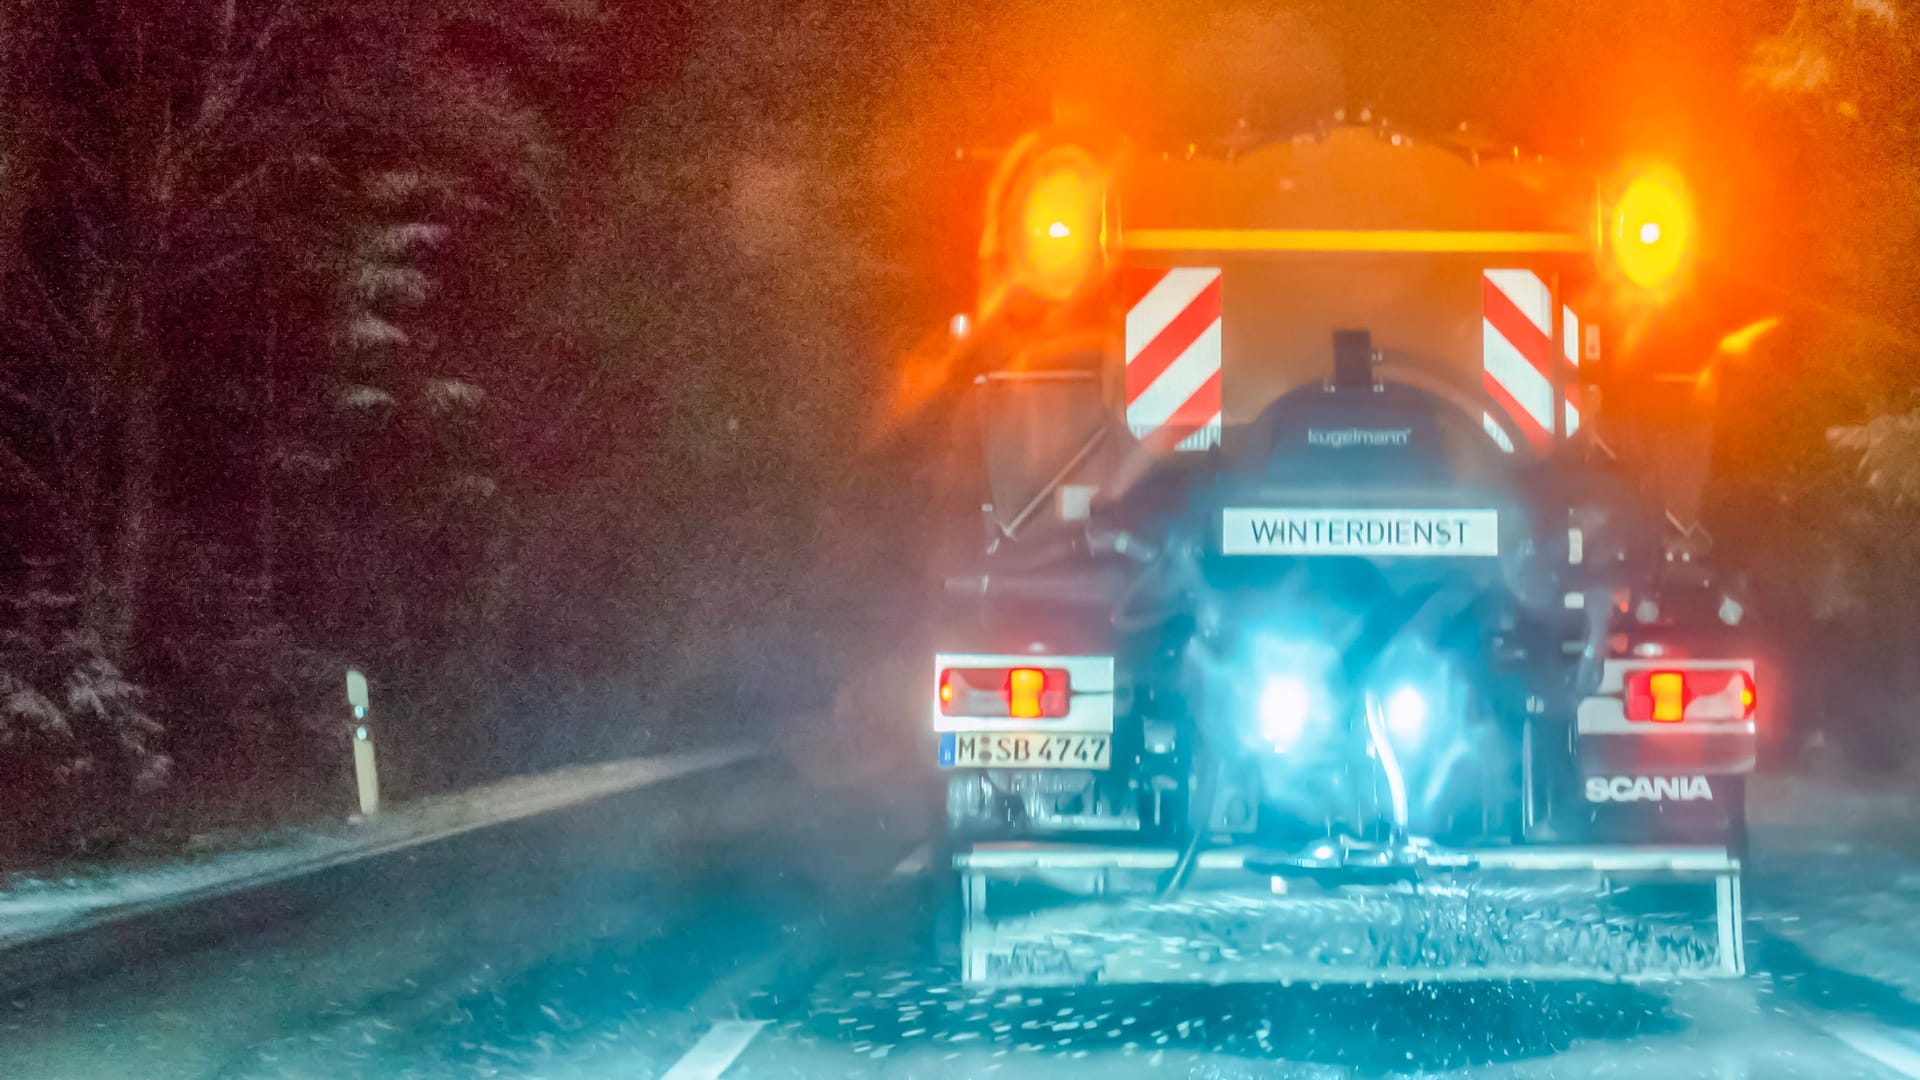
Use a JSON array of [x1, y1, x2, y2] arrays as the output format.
[[930, 123, 1759, 987]]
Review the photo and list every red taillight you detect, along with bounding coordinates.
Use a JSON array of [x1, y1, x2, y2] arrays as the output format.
[[1624, 668, 1755, 723], [938, 667, 1070, 718]]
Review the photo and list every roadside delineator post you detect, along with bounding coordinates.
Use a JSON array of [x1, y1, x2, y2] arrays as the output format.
[[345, 669, 380, 818]]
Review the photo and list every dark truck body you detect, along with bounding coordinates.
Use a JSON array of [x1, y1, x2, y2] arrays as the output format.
[[932, 123, 1754, 986]]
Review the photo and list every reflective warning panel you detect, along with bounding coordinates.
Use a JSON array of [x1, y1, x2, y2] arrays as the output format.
[[1123, 266, 1222, 452], [1482, 268, 1582, 451]]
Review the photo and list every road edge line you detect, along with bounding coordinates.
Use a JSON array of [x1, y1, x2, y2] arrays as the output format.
[[0, 741, 764, 959], [1826, 1019, 1920, 1079], [889, 841, 932, 878], [660, 1020, 768, 1080]]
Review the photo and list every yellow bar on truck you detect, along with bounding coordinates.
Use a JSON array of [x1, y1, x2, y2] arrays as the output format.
[[1118, 228, 1592, 255]]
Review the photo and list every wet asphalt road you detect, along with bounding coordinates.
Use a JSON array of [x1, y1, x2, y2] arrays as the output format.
[[1, 746, 1918, 1080]]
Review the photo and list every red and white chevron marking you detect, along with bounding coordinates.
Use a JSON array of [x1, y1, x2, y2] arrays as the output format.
[[1123, 266, 1223, 452], [1482, 268, 1582, 453]]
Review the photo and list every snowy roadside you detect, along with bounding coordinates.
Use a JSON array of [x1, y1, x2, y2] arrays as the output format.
[[1748, 770, 1920, 1002], [0, 741, 761, 953], [1748, 770, 1920, 833]]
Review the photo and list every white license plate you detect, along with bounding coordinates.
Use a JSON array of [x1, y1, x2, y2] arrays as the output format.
[[941, 732, 1111, 770]]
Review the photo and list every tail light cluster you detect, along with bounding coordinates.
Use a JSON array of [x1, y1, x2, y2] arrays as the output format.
[[1624, 668, 1755, 724], [938, 667, 1070, 719]]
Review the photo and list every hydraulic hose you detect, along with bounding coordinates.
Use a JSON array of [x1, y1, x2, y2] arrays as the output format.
[[1572, 589, 1612, 697], [1158, 749, 1223, 896], [1362, 690, 1411, 833]]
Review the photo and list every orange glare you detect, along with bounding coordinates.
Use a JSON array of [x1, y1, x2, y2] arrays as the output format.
[[1649, 671, 1687, 722], [1006, 145, 1103, 301], [1612, 168, 1693, 291], [1717, 316, 1782, 357], [1007, 668, 1046, 719]]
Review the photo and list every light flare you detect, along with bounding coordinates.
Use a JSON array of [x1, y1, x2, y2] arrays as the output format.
[[1385, 686, 1428, 742], [1258, 675, 1312, 750], [1612, 167, 1694, 293]]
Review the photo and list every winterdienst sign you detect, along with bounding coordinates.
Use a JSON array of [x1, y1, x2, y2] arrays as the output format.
[[1222, 508, 1500, 557]]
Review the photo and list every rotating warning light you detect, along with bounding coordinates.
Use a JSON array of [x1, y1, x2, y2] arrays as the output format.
[[1611, 168, 1694, 291], [991, 140, 1106, 303]]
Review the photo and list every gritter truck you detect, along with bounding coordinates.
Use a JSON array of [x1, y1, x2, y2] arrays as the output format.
[[924, 117, 1761, 987]]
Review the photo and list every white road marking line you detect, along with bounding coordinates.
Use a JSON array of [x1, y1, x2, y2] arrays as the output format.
[[660, 1020, 768, 1080], [890, 842, 932, 878], [0, 742, 765, 957], [1826, 1020, 1920, 1078]]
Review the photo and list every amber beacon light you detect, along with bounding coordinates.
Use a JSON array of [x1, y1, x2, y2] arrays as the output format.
[[1610, 167, 1694, 292], [989, 138, 1105, 303]]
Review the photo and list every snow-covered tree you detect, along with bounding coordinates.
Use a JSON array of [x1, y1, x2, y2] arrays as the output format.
[[0, 0, 586, 844]]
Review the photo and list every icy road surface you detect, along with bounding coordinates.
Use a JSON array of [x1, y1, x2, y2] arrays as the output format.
[[2, 739, 1920, 1079]]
